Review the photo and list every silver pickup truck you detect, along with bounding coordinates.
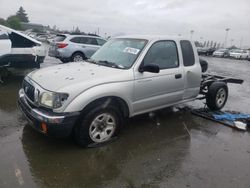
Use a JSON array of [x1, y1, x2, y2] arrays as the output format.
[[18, 35, 242, 147]]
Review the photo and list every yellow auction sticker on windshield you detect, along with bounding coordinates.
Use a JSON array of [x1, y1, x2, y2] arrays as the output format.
[[123, 47, 140, 55]]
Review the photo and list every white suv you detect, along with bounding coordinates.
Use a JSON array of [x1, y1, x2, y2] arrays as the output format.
[[48, 34, 107, 63], [0, 25, 46, 68]]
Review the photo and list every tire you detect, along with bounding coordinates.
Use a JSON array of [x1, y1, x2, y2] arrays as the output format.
[[59, 58, 69, 63], [206, 82, 228, 111], [74, 103, 123, 147], [71, 52, 85, 62]]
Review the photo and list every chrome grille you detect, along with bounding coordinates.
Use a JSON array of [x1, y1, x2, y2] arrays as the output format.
[[23, 80, 35, 102]]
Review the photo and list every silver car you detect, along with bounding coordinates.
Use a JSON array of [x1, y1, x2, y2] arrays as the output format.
[[212, 49, 229, 58], [48, 34, 107, 63]]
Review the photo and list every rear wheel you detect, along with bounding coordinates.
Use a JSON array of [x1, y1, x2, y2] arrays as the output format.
[[71, 52, 85, 62], [206, 82, 228, 111], [74, 103, 123, 147]]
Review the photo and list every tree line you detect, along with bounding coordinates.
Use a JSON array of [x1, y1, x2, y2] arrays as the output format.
[[0, 6, 29, 30]]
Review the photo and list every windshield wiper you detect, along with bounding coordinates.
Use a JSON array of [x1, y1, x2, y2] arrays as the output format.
[[97, 60, 123, 69], [85, 59, 97, 64]]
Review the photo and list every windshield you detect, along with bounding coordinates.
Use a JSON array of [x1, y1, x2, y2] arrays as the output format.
[[232, 50, 242, 53], [90, 38, 148, 69]]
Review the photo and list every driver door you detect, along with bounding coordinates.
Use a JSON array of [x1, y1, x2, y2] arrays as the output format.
[[133, 40, 184, 114]]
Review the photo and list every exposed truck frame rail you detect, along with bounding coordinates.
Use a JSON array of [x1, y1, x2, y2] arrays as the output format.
[[198, 73, 244, 99]]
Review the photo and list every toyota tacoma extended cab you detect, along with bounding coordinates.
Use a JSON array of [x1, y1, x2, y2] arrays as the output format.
[[18, 35, 243, 147]]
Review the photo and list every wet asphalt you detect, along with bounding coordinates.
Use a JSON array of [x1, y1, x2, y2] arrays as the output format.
[[0, 57, 250, 188]]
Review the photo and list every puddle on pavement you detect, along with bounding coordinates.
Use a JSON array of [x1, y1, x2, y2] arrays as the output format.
[[19, 109, 195, 188]]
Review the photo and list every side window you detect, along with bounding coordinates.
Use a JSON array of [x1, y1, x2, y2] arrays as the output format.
[[79, 37, 87, 44], [180, 40, 195, 66], [78, 37, 97, 45], [70, 37, 81, 43], [87, 38, 98, 45], [143, 41, 179, 69], [96, 38, 106, 46]]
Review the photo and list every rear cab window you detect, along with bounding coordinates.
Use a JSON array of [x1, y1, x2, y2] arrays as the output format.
[[180, 40, 195, 66]]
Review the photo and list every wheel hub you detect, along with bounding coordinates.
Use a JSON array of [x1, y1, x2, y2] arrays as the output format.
[[216, 88, 226, 107], [89, 113, 116, 143]]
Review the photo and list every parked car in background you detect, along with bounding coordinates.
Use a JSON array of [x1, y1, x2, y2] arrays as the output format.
[[229, 49, 249, 60], [36, 35, 48, 43], [198, 47, 216, 56], [0, 25, 46, 68], [48, 34, 107, 63], [212, 49, 229, 58]]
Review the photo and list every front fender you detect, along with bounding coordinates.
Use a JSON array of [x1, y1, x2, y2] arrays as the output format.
[[63, 82, 134, 116]]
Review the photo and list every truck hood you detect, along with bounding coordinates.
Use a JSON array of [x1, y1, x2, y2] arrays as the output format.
[[28, 62, 131, 92]]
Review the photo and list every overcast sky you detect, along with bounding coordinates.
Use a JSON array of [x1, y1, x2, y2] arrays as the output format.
[[1, 0, 250, 47]]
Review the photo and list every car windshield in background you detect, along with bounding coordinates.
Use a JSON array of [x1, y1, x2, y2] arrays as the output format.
[[54, 35, 66, 42], [233, 50, 243, 53], [90, 38, 148, 69]]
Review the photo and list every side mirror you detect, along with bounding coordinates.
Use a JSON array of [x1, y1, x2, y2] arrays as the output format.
[[139, 64, 160, 73]]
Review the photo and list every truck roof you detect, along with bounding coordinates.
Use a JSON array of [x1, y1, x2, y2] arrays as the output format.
[[115, 35, 190, 41]]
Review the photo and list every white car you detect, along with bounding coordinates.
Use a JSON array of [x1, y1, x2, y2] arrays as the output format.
[[229, 49, 249, 60], [0, 25, 46, 68], [212, 49, 229, 57]]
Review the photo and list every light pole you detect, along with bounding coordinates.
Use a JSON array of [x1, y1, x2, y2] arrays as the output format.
[[190, 30, 194, 40], [230, 39, 234, 47], [224, 28, 230, 48], [240, 37, 243, 49]]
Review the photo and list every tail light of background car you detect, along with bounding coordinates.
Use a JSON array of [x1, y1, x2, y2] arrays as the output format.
[[57, 43, 68, 48]]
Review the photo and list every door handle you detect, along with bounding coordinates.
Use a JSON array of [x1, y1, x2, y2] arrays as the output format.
[[175, 74, 182, 79]]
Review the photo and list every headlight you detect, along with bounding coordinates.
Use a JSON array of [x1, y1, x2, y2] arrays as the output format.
[[39, 92, 68, 109]]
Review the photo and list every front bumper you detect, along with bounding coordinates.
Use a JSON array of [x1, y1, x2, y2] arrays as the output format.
[[18, 89, 80, 137], [230, 55, 240, 59]]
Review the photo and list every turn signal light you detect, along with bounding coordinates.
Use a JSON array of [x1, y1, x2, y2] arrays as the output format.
[[41, 122, 48, 133]]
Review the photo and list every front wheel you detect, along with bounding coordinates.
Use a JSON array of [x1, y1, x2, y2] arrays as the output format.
[[71, 52, 85, 62], [206, 82, 228, 111], [74, 104, 122, 147]]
